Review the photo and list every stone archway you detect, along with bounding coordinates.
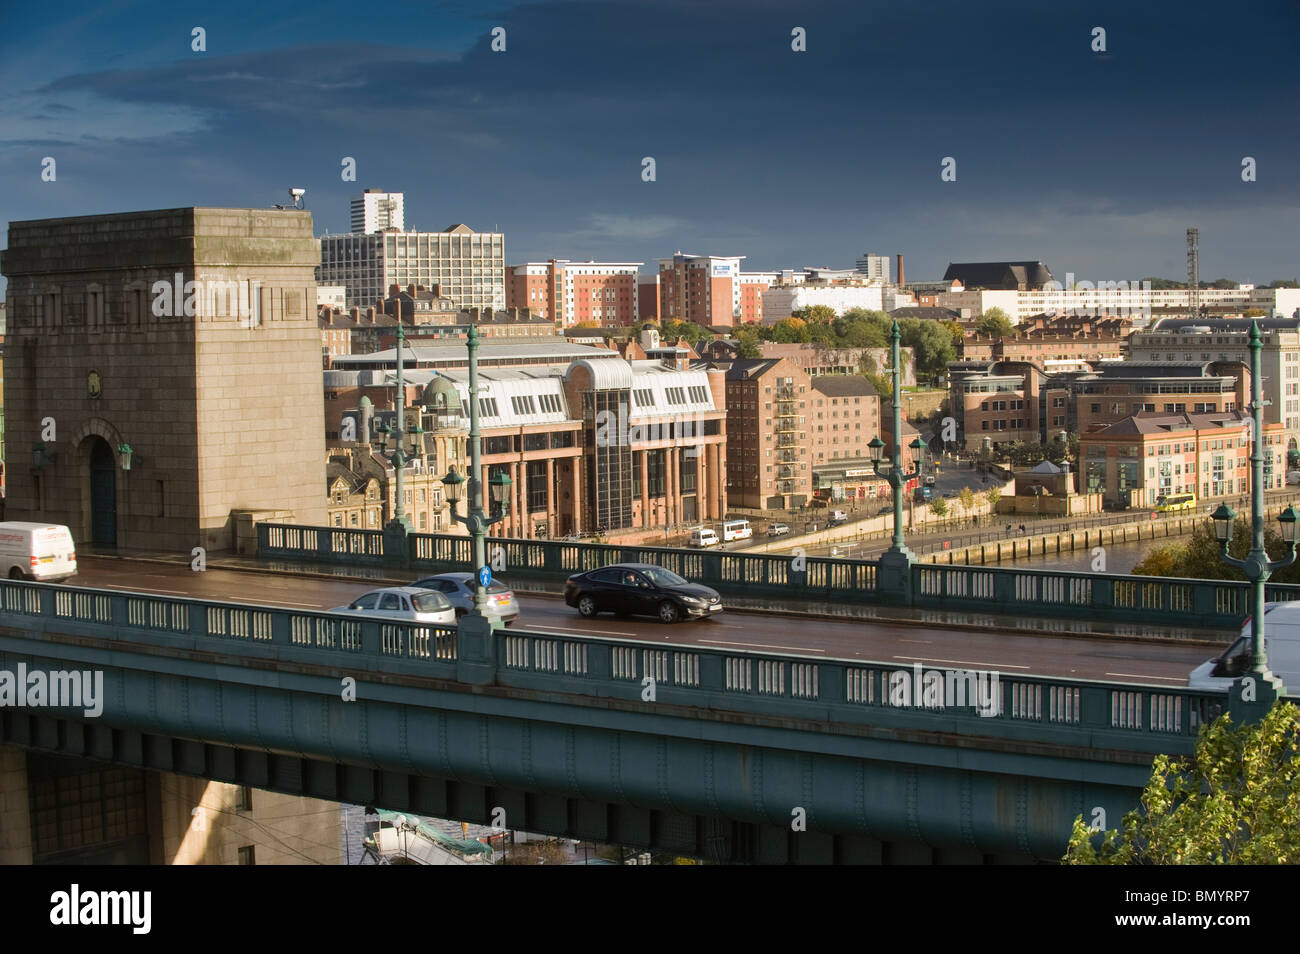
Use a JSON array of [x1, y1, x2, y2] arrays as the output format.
[[71, 419, 126, 549]]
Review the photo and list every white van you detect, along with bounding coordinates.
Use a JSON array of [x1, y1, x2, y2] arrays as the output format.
[[721, 519, 752, 542], [1189, 601, 1300, 691], [689, 527, 720, 548], [829, 509, 849, 525], [0, 522, 78, 582]]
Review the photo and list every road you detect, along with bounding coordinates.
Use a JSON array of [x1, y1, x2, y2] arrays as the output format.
[[67, 557, 1217, 686]]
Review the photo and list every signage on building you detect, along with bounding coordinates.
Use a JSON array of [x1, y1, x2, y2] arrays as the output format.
[[844, 468, 870, 478], [712, 264, 732, 277]]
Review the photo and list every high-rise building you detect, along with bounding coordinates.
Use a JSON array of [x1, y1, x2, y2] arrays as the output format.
[[855, 253, 890, 282], [318, 223, 506, 312], [657, 253, 774, 327], [350, 189, 404, 233], [505, 260, 640, 326]]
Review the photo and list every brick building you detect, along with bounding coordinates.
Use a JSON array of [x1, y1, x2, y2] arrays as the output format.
[[506, 260, 640, 326]]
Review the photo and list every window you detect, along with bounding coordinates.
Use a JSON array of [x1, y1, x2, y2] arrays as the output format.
[[239, 846, 256, 865], [510, 394, 537, 415], [236, 786, 253, 812], [632, 388, 654, 408], [478, 397, 500, 417], [666, 387, 687, 405]]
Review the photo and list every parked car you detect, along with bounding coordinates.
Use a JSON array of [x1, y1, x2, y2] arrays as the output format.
[[0, 522, 77, 582], [767, 522, 790, 537], [329, 586, 456, 625], [1189, 601, 1300, 691], [411, 572, 519, 625], [828, 510, 848, 526], [924, 475, 936, 486], [564, 563, 723, 623]]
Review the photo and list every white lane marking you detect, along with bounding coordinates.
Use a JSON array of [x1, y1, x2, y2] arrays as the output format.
[[698, 639, 825, 654], [1105, 672, 1187, 682], [898, 639, 933, 644], [891, 655, 1030, 670], [90, 584, 189, 595], [247, 599, 328, 609], [535, 626, 637, 637]]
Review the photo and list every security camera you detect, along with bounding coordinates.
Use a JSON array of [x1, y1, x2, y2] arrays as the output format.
[[289, 188, 306, 209]]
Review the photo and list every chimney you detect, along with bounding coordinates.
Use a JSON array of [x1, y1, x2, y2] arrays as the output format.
[[896, 253, 905, 287]]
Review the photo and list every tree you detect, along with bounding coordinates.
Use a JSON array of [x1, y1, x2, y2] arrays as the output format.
[[984, 486, 1001, 512], [793, 304, 837, 324], [770, 317, 810, 343], [929, 497, 948, 520], [734, 328, 762, 359], [1266, 279, 1300, 289], [900, 319, 956, 384], [975, 308, 1015, 339], [1064, 701, 1300, 864], [942, 320, 966, 349], [1208, 278, 1241, 289], [1143, 277, 1187, 290], [1133, 516, 1300, 584], [1244, 308, 1268, 318], [958, 486, 975, 518], [807, 320, 839, 347]]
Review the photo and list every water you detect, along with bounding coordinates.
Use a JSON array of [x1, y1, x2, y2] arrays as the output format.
[[976, 538, 1163, 575]]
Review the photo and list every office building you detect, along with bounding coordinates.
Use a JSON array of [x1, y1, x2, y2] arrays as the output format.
[[350, 190, 405, 233], [506, 260, 641, 326]]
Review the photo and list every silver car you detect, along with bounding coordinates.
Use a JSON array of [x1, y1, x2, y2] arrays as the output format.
[[329, 586, 457, 625], [412, 573, 519, 625]]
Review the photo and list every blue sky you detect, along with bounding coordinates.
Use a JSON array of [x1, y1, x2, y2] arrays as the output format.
[[1, 0, 1297, 299]]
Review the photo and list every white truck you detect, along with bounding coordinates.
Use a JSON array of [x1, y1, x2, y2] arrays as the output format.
[[0, 522, 78, 582], [1189, 601, 1300, 691]]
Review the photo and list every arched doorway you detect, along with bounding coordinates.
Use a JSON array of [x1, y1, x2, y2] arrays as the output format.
[[89, 438, 117, 547]]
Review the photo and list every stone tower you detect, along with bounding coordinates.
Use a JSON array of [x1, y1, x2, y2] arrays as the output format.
[[0, 207, 327, 552]]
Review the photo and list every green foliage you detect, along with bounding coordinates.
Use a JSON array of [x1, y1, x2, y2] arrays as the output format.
[[659, 319, 712, 344], [942, 319, 966, 348], [1064, 701, 1300, 864], [1133, 516, 1300, 584], [770, 317, 810, 343], [733, 328, 762, 359], [1143, 277, 1187, 290], [929, 497, 948, 518], [957, 486, 975, 513], [975, 308, 1015, 338], [899, 318, 956, 382], [984, 486, 1001, 510], [792, 304, 838, 324], [995, 434, 1078, 467], [1207, 278, 1241, 289], [1265, 279, 1300, 289]]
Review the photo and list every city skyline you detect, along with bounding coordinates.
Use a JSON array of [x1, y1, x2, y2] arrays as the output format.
[[2, 0, 1298, 303]]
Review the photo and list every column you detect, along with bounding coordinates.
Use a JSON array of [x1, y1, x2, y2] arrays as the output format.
[[666, 447, 677, 526], [545, 458, 555, 537], [516, 461, 528, 538], [572, 457, 583, 534], [640, 450, 650, 527], [712, 443, 725, 517], [695, 445, 705, 521]]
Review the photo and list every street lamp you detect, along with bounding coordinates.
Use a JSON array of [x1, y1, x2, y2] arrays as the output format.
[[443, 324, 512, 618], [1214, 320, 1300, 716], [869, 321, 924, 601]]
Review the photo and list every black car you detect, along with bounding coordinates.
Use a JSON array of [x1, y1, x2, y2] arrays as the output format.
[[564, 563, 723, 623]]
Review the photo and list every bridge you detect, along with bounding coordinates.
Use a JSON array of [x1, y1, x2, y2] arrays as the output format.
[[1, 524, 1288, 864]]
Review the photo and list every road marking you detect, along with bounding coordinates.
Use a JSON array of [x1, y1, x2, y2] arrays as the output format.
[[891, 655, 1030, 670], [698, 639, 825, 654], [89, 584, 189, 595], [536, 626, 637, 637], [1105, 672, 1186, 682], [898, 639, 932, 644], [248, 598, 328, 609]]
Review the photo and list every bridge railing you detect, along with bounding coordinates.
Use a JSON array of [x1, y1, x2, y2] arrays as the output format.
[[256, 521, 1300, 631], [260, 523, 878, 603], [912, 563, 1300, 632], [4, 578, 1232, 749]]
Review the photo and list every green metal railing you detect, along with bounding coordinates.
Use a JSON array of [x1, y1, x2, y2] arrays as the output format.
[[2, 578, 1227, 749], [257, 522, 1300, 629]]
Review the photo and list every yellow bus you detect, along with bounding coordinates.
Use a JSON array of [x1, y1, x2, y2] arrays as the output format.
[[1155, 492, 1197, 512]]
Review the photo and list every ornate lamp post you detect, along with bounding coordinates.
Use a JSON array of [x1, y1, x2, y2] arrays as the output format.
[[1211, 320, 1300, 719], [442, 324, 512, 618], [869, 321, 926, 602], [379, 321, 423, 566]]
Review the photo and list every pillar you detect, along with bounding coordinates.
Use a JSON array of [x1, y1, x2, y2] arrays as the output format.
[[545, 458, 555, 537], [666, 447, 676, 526], [695, 445, 705, 521], [640, 450, 650, 527], [516, 461, 528, 538], [572, 458, 583, 534]]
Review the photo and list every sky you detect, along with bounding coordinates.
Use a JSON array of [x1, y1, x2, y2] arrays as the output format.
[[1, 0, 1297, 300]]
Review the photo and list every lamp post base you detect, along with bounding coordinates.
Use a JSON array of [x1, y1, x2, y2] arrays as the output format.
[[876, 546, 916, 604], [1228, 670, 1286, 725], [456, 611, 497, 686], [382, 517, 413, 569]]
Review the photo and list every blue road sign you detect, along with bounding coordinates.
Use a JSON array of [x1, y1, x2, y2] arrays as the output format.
[[478, 566, 492, 588]]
